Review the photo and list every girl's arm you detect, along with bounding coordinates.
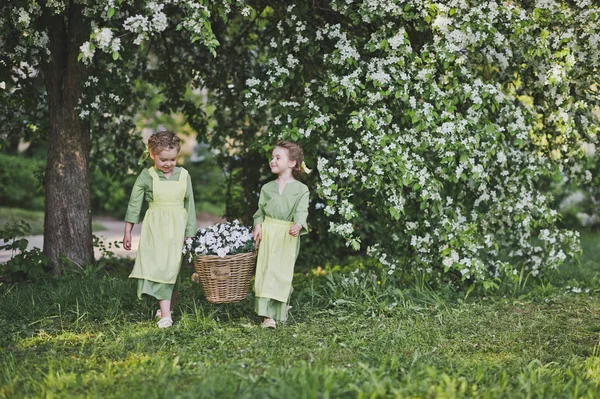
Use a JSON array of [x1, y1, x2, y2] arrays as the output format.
[[124, 171, 147, 225], [252, 187, 267, 243], [123, 170, 148, 250], [291, 186, 310, 236], [183, 172, 197, 237], [253, 224, 262, 243], [123, 222, 134, 251]]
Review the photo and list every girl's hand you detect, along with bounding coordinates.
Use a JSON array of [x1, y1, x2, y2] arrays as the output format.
[[123, 231, 132, 251], [289, 223, 302, 237], [253, 225, 262, 243]]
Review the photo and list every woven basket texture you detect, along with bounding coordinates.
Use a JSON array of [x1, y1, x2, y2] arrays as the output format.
[[192, 252, 256, 303]]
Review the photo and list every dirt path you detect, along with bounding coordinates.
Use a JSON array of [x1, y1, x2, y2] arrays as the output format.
[[0, 213, 224, 263]]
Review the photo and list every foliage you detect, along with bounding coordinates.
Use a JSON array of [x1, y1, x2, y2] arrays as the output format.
[[550, 148, 600, 229], [184, 155, 228, 217], [0, 153, 45, 211], [227, 1, 600, 285], [183, 220, 254, 261], [0, 220, 50, 281], [90, 169, 136, 218]]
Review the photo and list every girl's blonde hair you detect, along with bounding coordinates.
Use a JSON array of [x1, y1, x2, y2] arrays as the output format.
[[275, 140, 305, 177], [148, 131, 181, 155]]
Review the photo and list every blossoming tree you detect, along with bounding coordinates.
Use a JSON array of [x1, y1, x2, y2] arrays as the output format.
[[0, 0, 228, 270], [235, 1, 599, 284], [2, 0, 599, 286]]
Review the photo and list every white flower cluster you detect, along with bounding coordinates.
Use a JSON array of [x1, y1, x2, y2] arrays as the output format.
[[183, 220, 254, 261], [76, 0, 223, 65], [79, 25, 122, 64], [123, 1, 168, 45]]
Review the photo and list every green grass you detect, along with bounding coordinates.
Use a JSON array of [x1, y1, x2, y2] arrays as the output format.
[[1, 233, 600, 398], [0, 207, 45, 236], [0, 207, 105, 236]]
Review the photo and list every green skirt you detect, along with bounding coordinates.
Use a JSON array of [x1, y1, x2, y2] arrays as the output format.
[[137, 279, 175, 300], [255, 297, 288, 321]]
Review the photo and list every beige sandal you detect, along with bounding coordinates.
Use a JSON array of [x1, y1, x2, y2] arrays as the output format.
[[156, 309, 175, 319], [261, 318, 276, 329], [157, 317, 173, 329]]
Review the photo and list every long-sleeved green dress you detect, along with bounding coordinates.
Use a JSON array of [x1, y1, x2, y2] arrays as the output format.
[[125, 167, 197, 300], [253, 180, 309, 321]]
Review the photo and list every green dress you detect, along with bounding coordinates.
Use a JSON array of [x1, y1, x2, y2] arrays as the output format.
[[253, 180, 309, 321], [125, 167, 196, 300]]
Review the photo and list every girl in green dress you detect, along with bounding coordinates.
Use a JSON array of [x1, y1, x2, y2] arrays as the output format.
[[253, 140, 310, 328], [123, 131, 197, 328]]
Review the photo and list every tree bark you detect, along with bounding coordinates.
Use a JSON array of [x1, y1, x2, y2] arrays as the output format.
[[40, 3, 93, 271]]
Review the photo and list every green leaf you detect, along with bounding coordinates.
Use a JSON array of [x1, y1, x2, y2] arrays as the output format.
[[112, 51, 120, 61], [107, 7, 115, 18]]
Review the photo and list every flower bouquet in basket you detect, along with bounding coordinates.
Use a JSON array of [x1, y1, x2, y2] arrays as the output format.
[[184, 220, 256, 303]]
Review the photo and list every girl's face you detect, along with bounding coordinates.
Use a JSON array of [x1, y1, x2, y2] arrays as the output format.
[[150, 147, 178, 174], [270, 146, 296, 176]]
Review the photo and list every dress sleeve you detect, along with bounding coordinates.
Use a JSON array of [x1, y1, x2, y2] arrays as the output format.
[[124, 170, 148, 225], [184, 172, 197, 237], [253, 186, 266, 227], [293, 185, 310, 235]]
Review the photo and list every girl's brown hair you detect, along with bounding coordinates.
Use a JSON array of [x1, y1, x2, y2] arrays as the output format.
[[275, 140, 305, 177], [148, 131, 181, 155]]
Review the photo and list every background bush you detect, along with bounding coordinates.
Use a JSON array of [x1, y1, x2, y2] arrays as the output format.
[[0, 153, 45, 211]]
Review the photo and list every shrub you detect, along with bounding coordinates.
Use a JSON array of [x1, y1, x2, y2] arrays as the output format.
[[0, 153, 44, 211]]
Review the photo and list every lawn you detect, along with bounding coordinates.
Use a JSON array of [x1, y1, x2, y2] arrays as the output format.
[[0, 207, 106, 236], [1, 231, 600, 398]]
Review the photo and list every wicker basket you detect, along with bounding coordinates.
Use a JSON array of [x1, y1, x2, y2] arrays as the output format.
[[191, 252, 257, 303]]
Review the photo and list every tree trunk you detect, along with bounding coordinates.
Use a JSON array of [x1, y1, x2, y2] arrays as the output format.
[[41, 3, 93, 271]]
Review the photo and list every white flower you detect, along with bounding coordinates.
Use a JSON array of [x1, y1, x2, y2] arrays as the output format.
[[388, 32, 405, 50], [432, 16, 452, 34], [17, 8, 31, 28], [369, 70, 392, 85], [152, 11, 168, 31], [111, 38, 121, 52], [94, 27, 113, 50], [79, 42, 95, 64], [216, 247, 228, 258], [246, 77, 261, 87]]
